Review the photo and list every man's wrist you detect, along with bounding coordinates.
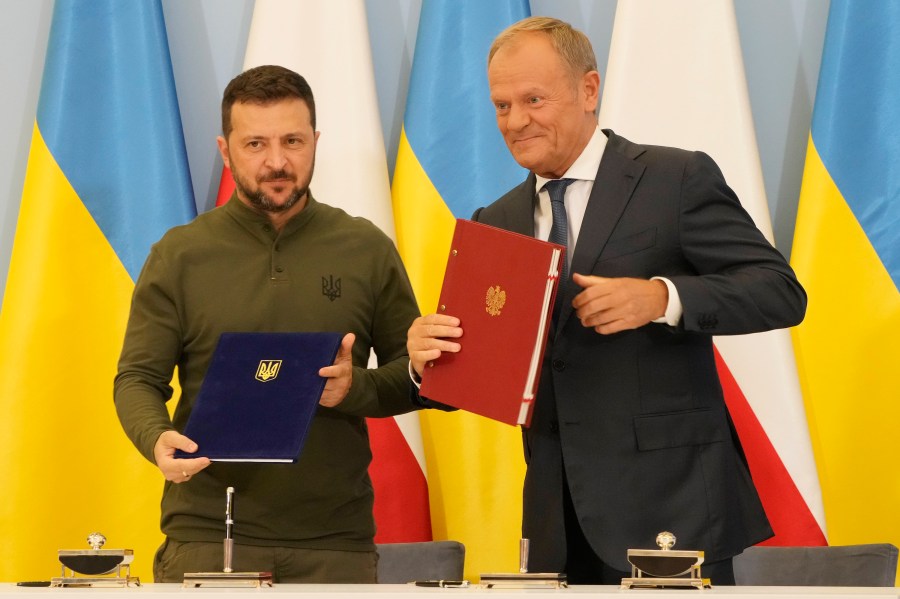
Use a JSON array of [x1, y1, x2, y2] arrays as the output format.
[[650, 276, 683, 326]]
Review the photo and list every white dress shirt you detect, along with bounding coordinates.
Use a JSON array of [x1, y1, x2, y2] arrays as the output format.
[[533, 126, 683, 326]]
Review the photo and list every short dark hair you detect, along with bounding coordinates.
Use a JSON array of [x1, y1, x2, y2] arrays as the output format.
[[221, 65, 316, 138]]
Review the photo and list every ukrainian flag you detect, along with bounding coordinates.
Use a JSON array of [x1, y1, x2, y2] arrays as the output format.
[[791, 0, 900, 557], [391, 0, 529, 578], [0, 0, 195, 581]]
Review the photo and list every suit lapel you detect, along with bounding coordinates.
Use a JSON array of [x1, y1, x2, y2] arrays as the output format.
[[556, 132, 647, 329], [503, 174, 538, 236]]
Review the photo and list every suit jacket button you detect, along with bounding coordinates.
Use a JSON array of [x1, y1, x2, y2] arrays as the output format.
[[552, 359, 565, 372], [698, 313, 719, 329], [550, 421, 559, 432]]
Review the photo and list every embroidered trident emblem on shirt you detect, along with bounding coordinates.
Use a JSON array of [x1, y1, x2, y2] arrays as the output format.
[[322, 275, 341, 301]]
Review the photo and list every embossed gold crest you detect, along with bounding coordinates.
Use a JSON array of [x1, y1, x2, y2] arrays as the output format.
[[255, 360, 282, 382], [485, 285, 506, 316]]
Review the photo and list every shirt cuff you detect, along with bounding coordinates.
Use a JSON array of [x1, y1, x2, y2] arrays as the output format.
[[651, 276, 683, 326], [409, 360, 422, 389]]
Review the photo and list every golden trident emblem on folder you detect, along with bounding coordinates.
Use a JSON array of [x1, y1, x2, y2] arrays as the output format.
[[255, 360, 282, 382]]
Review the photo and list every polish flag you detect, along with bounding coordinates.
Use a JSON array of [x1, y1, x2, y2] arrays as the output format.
[[598, 0, 826, 544], [217, 0, 431, 541]]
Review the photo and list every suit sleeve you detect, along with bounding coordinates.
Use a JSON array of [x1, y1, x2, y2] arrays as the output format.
[[667, 151, 807, 334]]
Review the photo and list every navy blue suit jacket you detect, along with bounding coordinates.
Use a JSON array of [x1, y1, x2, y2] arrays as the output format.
[[471, 130, 806, 572]]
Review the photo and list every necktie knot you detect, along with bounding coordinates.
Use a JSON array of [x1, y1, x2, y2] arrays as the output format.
[[544, 178, 574, 206]]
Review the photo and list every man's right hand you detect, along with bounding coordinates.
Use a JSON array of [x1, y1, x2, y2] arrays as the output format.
[[153, 430, 211, 484], [407, 314, 463, 378]]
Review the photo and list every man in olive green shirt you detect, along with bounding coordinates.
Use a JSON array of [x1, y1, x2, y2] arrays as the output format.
[[114, 65, 420, 583]]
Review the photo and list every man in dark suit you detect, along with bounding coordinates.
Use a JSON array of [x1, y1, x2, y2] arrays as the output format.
[[407, 17, 806, 584]]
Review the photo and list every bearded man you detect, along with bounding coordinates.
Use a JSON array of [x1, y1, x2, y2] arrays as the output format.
[[114, 65, 420, 583]]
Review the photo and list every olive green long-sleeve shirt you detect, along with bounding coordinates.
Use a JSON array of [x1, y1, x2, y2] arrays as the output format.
[[114, 195, 420, 550]]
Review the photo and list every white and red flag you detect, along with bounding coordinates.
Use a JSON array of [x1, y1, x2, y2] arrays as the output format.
[[216, 0, 431, 542], [598, 0, 826, 545]]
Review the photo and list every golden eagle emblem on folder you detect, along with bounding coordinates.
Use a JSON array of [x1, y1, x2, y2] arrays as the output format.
[[485, 285, 507, 316], [255, 360, 282, 382]]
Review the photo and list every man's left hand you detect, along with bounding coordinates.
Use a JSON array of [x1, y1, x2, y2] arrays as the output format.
[[318, 333, 355, 407], [571, 273, 668, 334]]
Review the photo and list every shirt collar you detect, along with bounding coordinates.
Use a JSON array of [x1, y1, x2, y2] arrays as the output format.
[[534, 125, 607, 192], [223, 191, 320, 237]]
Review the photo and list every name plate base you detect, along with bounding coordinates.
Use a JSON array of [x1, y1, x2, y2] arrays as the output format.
[[50, 576, 139, 588], [183, 571, 273, 588], [480, 572, 567, 589], [621, 576, 711, 590]]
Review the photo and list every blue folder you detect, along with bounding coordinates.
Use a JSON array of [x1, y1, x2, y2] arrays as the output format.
[[175, 332, 342, 462]]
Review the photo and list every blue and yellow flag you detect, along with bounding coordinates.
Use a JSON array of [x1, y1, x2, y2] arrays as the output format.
[[391, 0, 529, 578], [791, 0, 900, 559], [0, 0, 195, 580]]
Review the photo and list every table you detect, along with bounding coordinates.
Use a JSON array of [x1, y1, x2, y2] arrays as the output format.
[[2, 584, 898, 599]]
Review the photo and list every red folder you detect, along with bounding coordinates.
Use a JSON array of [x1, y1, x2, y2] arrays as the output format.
[[420, 219, 564, 426]]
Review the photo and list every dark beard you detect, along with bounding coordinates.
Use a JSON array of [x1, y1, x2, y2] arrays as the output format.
[[233, 168, 308, 213]]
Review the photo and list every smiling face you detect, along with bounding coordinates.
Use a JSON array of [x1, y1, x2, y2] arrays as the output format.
[[217, 97, 319, 222], [488, 31, 600, 179]]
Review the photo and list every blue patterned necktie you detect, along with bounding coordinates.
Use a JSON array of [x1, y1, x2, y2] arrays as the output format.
[[544, 178, 574, 283]]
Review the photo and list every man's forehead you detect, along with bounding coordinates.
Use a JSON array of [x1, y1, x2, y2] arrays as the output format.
[[232, 97, 309, 114], [491, 31, 554, 63], [230, 99, 313, 130]]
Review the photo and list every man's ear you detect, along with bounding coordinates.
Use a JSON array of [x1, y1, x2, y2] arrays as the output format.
[[216, 136, 230, 169], [582, 70, 601, 113]]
